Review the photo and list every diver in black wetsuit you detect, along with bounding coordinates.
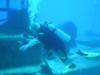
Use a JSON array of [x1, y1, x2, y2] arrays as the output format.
[[38, 22, 71, 60], [20, 22, 71, 62]]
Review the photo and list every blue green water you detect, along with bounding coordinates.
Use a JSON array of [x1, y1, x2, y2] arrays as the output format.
[[0, 0, 100, 75]]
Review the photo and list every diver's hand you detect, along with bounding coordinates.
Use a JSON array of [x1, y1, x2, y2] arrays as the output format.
[[19, 38, 40, 52]]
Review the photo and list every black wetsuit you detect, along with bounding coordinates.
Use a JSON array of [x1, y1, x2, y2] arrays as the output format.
[[37, 25, 69, 58]]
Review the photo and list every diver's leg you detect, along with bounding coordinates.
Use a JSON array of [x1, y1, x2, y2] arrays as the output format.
[[54, 49, 68, 62], [54, 48, 76, 68]]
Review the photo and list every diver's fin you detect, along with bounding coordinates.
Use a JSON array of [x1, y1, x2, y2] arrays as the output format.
[[77, 49, 100, 58], [43, 51, 76, 75], [77, 50, 88, 56]]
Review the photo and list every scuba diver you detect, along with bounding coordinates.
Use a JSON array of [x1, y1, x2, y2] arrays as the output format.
[[20, 21, 72, 64], [19, 21, 100, 75]]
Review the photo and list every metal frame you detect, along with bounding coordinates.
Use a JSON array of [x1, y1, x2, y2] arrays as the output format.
[[0, 0, 28, 21]]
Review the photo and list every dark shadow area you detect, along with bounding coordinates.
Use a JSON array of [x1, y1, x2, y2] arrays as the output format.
[[0, 9, 29, 34], [0, 39, 41, 70], [0, 9, 41, 70]]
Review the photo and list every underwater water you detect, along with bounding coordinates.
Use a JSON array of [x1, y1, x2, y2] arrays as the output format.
[[0, 0, 100, 75]]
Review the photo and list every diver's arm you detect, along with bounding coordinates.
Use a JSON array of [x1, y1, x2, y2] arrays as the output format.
[[19, 38, 40, 51]]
